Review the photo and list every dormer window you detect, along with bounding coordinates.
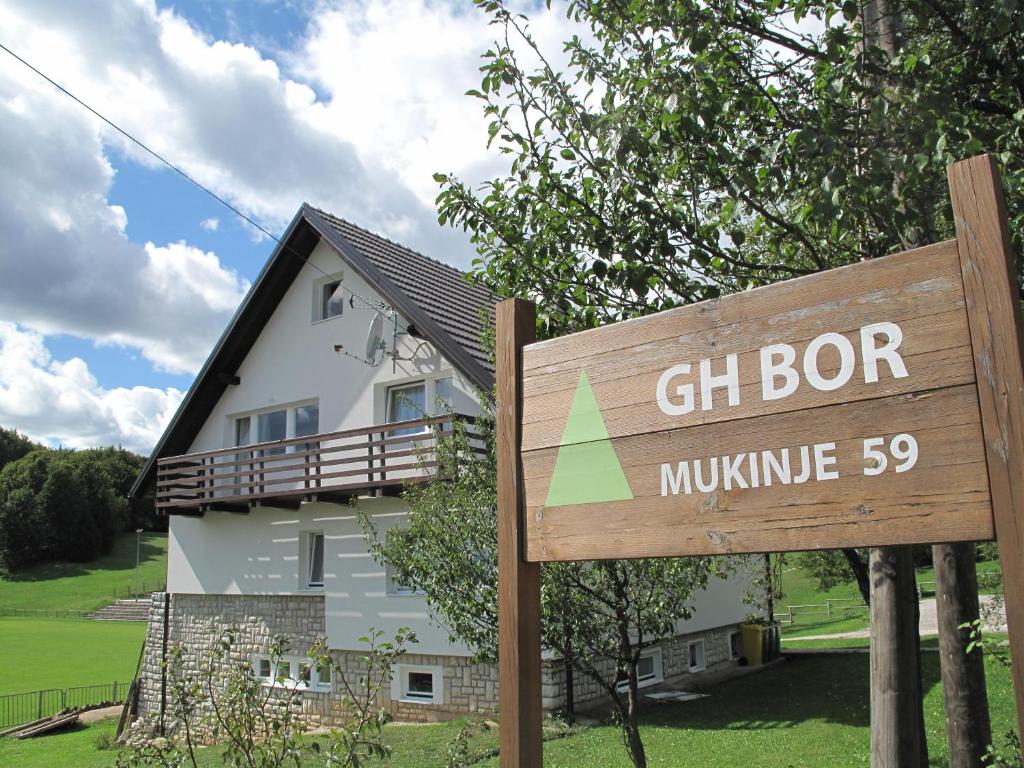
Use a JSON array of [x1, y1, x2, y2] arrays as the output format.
[[314, 273, 345, 322]]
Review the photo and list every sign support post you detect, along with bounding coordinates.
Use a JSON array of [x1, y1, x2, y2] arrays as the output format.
[[497, 298, 543, 768], [948, 154, 1024, 738]]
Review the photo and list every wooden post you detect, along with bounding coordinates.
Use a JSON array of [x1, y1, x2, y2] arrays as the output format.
[[949, 154, 1024, 739], [870, 546, 927, 767], [933, 541, 991, 767], [497, 298, 543, 768]]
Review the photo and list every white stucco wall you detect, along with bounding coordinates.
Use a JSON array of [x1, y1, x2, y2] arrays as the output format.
[[168, 497, 465, 656], [676, 561, 757, 634]]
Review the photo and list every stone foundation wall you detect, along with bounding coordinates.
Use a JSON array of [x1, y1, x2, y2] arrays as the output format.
[[135, 592, 739, 730], [539, 625, 738, 710], [135, 592, 502, 728]]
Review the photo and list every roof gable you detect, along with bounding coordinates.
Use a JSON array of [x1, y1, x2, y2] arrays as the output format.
[[130, 206, 496, 498]]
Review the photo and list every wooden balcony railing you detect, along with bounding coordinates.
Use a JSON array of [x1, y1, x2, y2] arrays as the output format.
[[155, 414, 480, 514]]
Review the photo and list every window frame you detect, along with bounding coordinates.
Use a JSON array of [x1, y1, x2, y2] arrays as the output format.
[[392, 664, 443, 705], [313, 272, 345, 324], [305, 531, 325, 590], [386, 563, 425, 597], [729, 631, 742, 660], [615, 647, 664, 692], [253, 654, 332, 692], [386, 381, 428, 436], [687, 639, 706, 673], [230, 400, 320, 453], [382, 374, 460, 436]]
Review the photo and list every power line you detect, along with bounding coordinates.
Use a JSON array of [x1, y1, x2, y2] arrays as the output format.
[[0, 40, 389, 314]]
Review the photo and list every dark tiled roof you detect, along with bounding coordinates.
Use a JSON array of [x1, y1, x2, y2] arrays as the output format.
[[314, 209, 497, 373]]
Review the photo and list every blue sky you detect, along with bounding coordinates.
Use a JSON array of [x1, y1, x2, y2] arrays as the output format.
[[0, 0, 575, 452]]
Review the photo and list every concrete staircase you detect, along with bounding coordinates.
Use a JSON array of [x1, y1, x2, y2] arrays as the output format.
[[88, 598, 152, 621]]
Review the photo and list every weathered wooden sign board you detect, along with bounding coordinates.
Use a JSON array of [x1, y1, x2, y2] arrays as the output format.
[[496, 155, 1024, 766]]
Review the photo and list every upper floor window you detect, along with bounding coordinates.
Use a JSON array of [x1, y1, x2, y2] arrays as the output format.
[[386, 376, 455, 437], [315, 273, 345, 322], [387, 382, 427, 436], [233, 402, 319, 454]]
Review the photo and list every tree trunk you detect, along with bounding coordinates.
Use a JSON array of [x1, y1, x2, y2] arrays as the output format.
[[624, 676, 647, 768], [843, 548, 871, 605], [870, 545, 928, 767], [933, 542, 992, 768]]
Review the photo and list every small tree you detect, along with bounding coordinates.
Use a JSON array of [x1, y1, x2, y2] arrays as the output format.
[[361, 407, 738, 768], [119, 627, 413, 768]]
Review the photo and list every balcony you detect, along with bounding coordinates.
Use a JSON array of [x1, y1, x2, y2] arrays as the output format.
[[155, 414, 479, 514]]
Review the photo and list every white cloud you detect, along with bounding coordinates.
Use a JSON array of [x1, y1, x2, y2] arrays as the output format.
[[0, 0, 585, 446], [0, 323, 183, 453], [200, 217, 219, 231], [296, 0, 585, 209]]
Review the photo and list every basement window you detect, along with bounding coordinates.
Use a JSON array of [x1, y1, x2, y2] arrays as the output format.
[[688, 639, 706, 673], [616, 648, 663, 692], [730, 631, 742, 660], [393, 665, 442, 705], [253, 655, 332, 691]]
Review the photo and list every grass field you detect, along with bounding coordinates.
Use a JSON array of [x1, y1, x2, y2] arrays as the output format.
[[0, 617, 146, 693], [779, 558, 1003, 639], [1, 647, 1015, 768], [0, 532, 168, 613]]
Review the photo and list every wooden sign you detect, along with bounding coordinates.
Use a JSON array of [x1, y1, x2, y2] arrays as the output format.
[[497, 155, 1024, 765], [521, 237, 992, 561]]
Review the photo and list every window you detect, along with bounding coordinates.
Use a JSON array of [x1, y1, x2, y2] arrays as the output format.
[[254, 655, 332, 691], [232, 402, 319, 455], [392, 665, 442, 704], [295, 404, 319, 437], [616, 648, 663, 692], [730, 631, 742, 660], [306, 532, 325, 589], [688, 639, 706, 673], [257, 409, 287, 455], [386, 563, 425, 596], [406, 673, 434, 700], [321, 280, 345, 321], [387, 382, 427, 435], [235, 416, 252, 447]]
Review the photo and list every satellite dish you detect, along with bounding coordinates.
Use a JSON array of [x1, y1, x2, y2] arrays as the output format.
[[365, 313, 384, 364]]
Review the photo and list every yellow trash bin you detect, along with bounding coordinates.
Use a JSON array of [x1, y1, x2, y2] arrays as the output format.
[[740, 623, 765, 666]]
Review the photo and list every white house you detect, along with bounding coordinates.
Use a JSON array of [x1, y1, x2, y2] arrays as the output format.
[[130, 205, 753, 727]]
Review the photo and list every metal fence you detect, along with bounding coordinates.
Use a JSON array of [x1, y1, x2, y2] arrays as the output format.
[[0, 682, 131, 730]]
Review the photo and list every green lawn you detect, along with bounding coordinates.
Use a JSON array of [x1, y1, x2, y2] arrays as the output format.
[[778, 558, 1003, 639], [0, 618, 146, 693], [0, 532, 168, 613], [3, 648, 1015, 768]]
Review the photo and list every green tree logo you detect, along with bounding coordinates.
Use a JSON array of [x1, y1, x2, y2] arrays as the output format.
[[545, 370, 634, 507]]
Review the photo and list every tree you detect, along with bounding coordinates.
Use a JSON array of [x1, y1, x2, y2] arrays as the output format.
[[361, 411, 735, 768], [796, 549, 870, 605], [0, 426, 37, 472], [0, 444, 152, 571], [435, 0, 1019, 761], [119, 627, 411, 768]]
